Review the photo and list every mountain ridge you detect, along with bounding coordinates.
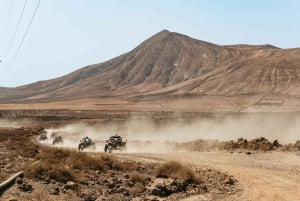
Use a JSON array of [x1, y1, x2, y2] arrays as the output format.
[[1, 30, 300, 104]]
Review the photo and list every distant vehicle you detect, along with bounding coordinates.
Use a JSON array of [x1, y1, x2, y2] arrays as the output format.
[[78, 136, 95, 150], [104, 134, 127, 153], [39, 133, 47, 140], [52, 136, 63, 145]]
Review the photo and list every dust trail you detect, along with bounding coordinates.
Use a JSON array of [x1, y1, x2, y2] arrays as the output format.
[[0, 119, 31, 128], [40, 113, 300, 153]]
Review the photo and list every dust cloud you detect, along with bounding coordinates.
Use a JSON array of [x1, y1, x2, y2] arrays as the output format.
[[41, 113, 300, 153], [0, 119, 31, 128]]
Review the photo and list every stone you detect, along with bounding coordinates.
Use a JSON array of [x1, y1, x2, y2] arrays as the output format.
[[64, 181, 78, 191], [15, 177, 23, 185], [224, 177, 235, 185], [18, 182, 32, 192], [50, 187, 60, 195]]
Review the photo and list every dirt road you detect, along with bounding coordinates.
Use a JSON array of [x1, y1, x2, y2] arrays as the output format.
[[120, 151, 300, 201]]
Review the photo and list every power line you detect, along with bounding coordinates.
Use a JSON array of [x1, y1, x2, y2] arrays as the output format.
[[10, 0, 41, 66], [0, 0, 14, 45], [6, 0, 28, 55], [0, 0, 5, 30]]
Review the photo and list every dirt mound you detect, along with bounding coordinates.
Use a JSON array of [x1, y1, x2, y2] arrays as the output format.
[[224, 137, 281, 151], [174, 137, 283, 152]]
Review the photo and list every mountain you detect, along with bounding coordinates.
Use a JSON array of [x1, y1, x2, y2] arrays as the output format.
[[1, 30, 300, 107]]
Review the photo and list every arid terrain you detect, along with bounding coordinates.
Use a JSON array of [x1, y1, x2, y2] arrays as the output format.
[[0, 116, 300, 201], [122, 151, 300, 201], [1, 30, 300, 112], [1, 31, 300, 201]]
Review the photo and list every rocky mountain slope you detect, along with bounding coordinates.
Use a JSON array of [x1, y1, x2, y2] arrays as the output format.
[[1, 30, 300, 103]]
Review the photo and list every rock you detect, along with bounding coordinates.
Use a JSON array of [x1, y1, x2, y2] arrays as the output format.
[[18, 182, 32, 192], [50, 187, 60, 195], [15, 177, 23, 185], [224, 177, 235, 185], [151, 187, 167, 197], [79, 191, 97, 201], [148, 178, 187, 197], [123, 174, 130, 179], [64, 181, 78, 191], [107, 179, 116, 189], [123, 190, 130, 196]]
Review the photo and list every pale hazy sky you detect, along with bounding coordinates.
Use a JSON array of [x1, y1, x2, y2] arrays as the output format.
[[0, 0, 299, 87]]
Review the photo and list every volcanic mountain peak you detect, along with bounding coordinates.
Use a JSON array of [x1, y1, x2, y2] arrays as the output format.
[[144, 29, 218, 46], [0, 30, 300, 103]]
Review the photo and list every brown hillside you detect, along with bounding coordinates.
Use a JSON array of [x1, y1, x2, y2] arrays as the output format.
[[0, 30, 299, 106]]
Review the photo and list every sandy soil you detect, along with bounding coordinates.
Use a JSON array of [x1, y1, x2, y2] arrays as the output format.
[[1, 95, 300, 113], [120, 151, 300, 201], [1, 116, 300, 201]]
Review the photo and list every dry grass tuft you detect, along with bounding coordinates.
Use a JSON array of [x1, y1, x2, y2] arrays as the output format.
[[129, 172, 149, 185], [101, 155, 137, 171], [154, 161, 202, 184], [25, 148, 138, 183], [25, 148, 107, 182], [25, 161, 75, 183], [125, 172, 149, 194], [127, 182, 146, 194], [2, 128, 39, 158]]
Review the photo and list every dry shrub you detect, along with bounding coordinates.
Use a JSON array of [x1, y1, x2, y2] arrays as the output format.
[[67, 152, 106, 171], [280, 141, 300, 151], [25, 148, 104, 182], [25, 148, 136, 182], [47, 166, 75, 182], [25, 162, 75, 183], [280, 143, 294, 151], [154, 161, 202, 184], [36, 148, 106, 171], [101, 155, 137, 171], [127, 182, 146, 194], [2, 128, 39, 158], [129, 172, 149, 185], [126, 172, 148, 194], [36, 148, 70, 162], [294, 141, 300, 151]]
